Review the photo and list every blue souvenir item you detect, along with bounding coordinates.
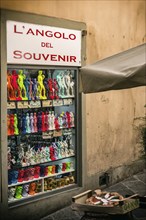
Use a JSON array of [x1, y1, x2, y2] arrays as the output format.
[[32, 78, 38, 100], [37, 112, 42, 132], [22, 113, 26, 134], [24, 76, 31, 100]]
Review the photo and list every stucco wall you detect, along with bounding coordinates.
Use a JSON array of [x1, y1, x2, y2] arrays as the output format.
[[0, 0, 146, 218], [1, 0, 145, 174]]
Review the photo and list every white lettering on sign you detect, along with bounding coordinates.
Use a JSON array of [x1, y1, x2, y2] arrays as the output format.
[[7, 21, 81, 66]]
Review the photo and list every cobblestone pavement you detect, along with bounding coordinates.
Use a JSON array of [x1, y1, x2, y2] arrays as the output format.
[[41, 171, 146, 220]]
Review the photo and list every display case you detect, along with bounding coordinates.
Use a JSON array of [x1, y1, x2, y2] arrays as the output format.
[[7, 66, 80, 205]]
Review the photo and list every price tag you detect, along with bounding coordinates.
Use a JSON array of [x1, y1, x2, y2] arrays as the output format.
[[63, 98, 73, 105], [29, 101, 41, 108], [42, 100, 53, 107], [53, 99, 63, 106], [7, 102, 16, 109], [42, 131, 54, 139], [17, 101, 29, 109], [53, 130, 62, 137], [62, 129, 73, 135]]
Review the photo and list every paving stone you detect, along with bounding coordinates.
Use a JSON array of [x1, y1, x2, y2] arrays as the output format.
[[106, 183, 134, 196], [122, 180, 146, 196], [134, 172, 146, 184], [42, 206, 81, 220]]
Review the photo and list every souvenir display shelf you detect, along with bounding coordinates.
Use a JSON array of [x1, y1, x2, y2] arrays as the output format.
[[7, 66, 78, 205]]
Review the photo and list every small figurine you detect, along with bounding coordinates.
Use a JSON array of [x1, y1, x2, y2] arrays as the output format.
[[54, 117, 60, 130], [37, 112, 42, 132], [22, 113, 26, 134], [26, 113, 31, 133], [64, 70, 72, 96], [11, 70, 22, 100], [45, 146, 50, 162], [44, 179, 48, 191], [22, 184, 29, 197], [64, 176, 70, 185], [8, 187, 16, 201], [69, 174, 75, 184], [7, 147, 12, 169], [56, 164, 62, 173], [52, 143, 58, 160], [58, 116, 63, 128], [30, 112, 34, 133], [18, 169, 24, 182], [63, 140, 69, 157], [40, 165, 46, 177], [62, 163, 66, 171], [8, 170, 13, 185], [10, 114, 15, 135], [24, 76, 31, 100], [44, 78, 49, 99], [7, 71, 15, 100], [32, 78, 38, 100], [34, 166, 40, 178], [7, 114, 11, 136], [12, 170, 19, 184], [48, 166, 52, 175], [66, 162, 71, 171], [70, 112, 75, 127], [23, 168, 30, 181], [29, 78, 34, 100], [44, 112, 49, 131], [15, 185, 23, 199], [14, 114, 19, 135], [51, 165, 56, 174], [37, 70, 47, 100], [17, 113, 23, 134], [50, 111, 55, 130], [33, 112, 38, 133], [56, 72, 67, 98], [48, 78, 54, 100], [44, 166, 49, 176], [66, 112, 71, 128], [47, 178, 53, 190], [29, 167, 35, 180], [17, 70, 28, 100], [56, 142, 62, 159], [53, 79, 59, 99], [35, 180, 42, 193], [41, 112, 46, 132], [49, 145, 55, 161]]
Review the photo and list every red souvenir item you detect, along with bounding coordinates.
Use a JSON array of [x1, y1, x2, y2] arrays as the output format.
[[7, 72, 15, 100], [54, 117, 60, 130], [66, 112, 71, 128], [53, 79, 59, 99], [41, 112, 46, 132], [7, 114, 11, 135], [11, 70, 22, 100], [48, 78, 54, 100], [34, 166, 40, 178], [18, 169, 24, 182], [62, 163, 66, 171], [50, 146, 55, 161], [23, 169, 30, 181], [10, 114, 14, 135]]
